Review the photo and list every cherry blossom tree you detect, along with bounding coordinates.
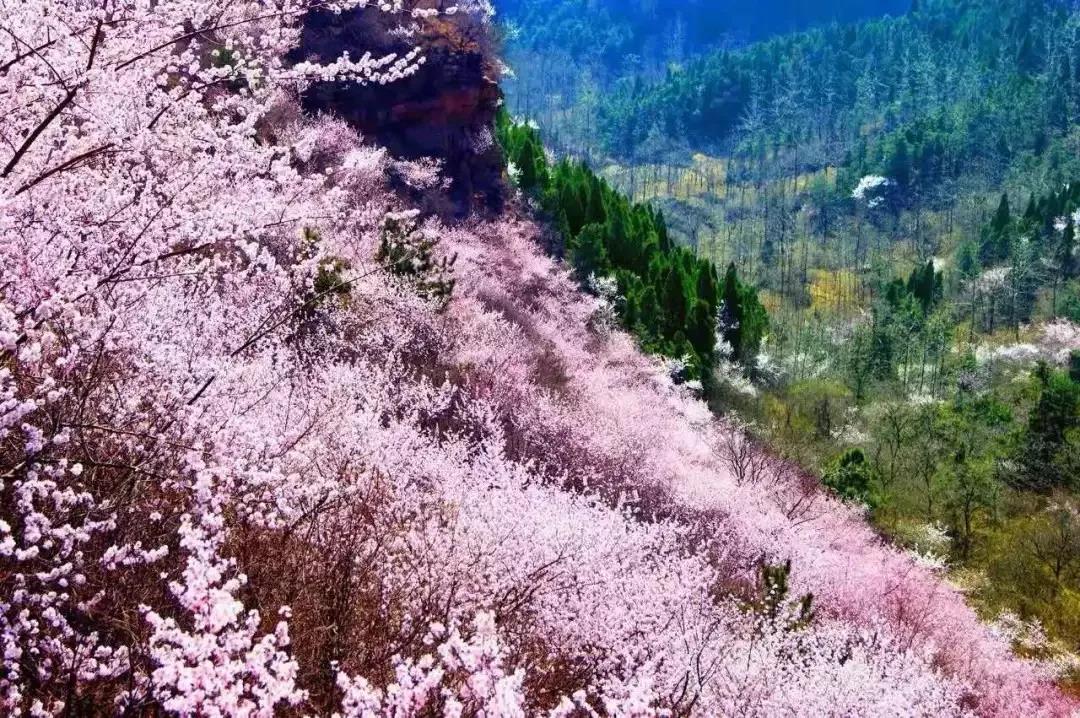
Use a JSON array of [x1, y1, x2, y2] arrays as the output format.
[[0, 0, 1076, 716]]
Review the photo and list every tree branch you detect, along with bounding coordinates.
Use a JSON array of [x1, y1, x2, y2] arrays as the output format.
[[14, 142, 115, 195], [1, 86, 78, 179]]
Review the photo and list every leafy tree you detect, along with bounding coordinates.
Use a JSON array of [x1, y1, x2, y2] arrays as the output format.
[[935, 397, 1010, 559], [942, 452, 998, 561], [823, 448, 880, 508], [846, 324, 877, 403], [1017, 364, 1080, 492]]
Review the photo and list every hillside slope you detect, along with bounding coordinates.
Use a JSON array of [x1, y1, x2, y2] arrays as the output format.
[[0, 1, 1074, 715], [499, 0, 908, 68], [543, 0, 1080, 659]]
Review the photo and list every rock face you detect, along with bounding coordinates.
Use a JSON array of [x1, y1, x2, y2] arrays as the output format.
[[293, 9, 505, 216]]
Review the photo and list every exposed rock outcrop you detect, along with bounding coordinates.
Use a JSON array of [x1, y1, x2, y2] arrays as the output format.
[[292, 8, 505, 216]]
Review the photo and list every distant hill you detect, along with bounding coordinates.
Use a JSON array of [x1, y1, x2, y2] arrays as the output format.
[[499, 0, 909, 67]]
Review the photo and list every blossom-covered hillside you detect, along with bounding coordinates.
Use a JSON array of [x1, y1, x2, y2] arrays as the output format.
[[0, 1, 1074, 715]]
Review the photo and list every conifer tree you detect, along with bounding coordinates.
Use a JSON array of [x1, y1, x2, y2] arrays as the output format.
[[823, 448, 880, 507], [378, 215, 458, 308], [1024, 193, 1039, 223], [1018, 364, 1080, 491], [720, 263, 767, 364], [992, 193, 1011, 235], [586, 176, 607, 227], [688, 300, 718, 360], [888, 138, 912, 189], [981, 193, 1013, 264], [696, 265, 720, 314], [662, 267, 691, 336], [906, 261, 941, 314], [568, 223, 612, 281], [1060, 218, 1078, 280]]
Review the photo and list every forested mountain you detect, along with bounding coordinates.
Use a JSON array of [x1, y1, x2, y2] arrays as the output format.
[[598, 0, 1070, 162], [2, 0, 1078, 715], [499, 0, 909, 146], [500, 0, 908, 63]]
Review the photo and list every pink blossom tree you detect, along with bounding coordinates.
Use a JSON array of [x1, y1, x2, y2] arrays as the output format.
[[0, 0, 1076, 716]]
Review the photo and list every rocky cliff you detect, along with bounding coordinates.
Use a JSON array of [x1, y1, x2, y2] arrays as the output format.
[[292, 7, 505, 216]]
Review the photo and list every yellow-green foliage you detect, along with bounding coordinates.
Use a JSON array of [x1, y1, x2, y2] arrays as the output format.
[[980, 498, 1080, 649], [808, 269, 862, 316]]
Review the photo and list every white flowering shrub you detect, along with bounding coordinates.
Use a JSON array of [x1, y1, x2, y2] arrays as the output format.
[[851, 175, 895, 209]]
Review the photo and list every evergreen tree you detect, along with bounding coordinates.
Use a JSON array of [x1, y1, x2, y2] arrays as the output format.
[[568, 223, 611, 280], [992, 193, 1011, 235], [721, 263, 745, 358], [586, 176, 607, 227], [377, 215, 457, 308], [756, 560, 815, 629], [982, 193, 1013, 264], [496, 111, 769, 381], [521, 135, 549, 191], [887, 138, 912, 189], [906, 260, 942, 315], [1060, 218, 1078, 280], [687, 300, 717, 360], [720, 263, 768, 365], [696, 265, 720, 313], [1024, 193, 1038, 223], [656, 210, 673, 252], [662, 266, 691, 337], [823, 448, 880, 508], [1018, 364, 1080, 491]]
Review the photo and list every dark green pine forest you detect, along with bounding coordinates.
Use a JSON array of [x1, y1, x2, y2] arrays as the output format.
[[498, 0, 1080, 681]]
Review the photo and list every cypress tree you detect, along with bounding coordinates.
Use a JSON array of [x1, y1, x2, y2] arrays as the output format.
[[906, 260, 941, 314], [586, 175, 607, 227], [638, 285, 661, 336], [516, 135, 541, 191], [888, 138, 912, 189], [656, 210, 673, 253], [1061, 217, 1077, 279], [1024, 193, 1038, 223], [568, 223, 611, 280], [1019, 365, 1080, 490], [991, 193, 1011, 235], [721, 263, 744, 359], [560, 179, 586, 237], [687, 300, 717, 360], [662, 267, 691, 337], [696, 264, 720, 314]]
